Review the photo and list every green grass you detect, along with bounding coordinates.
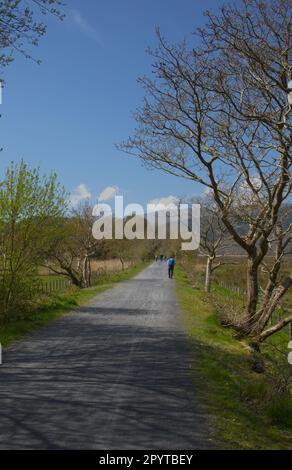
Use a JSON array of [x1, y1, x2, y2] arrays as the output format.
[[37, 275, 64, 281], [0, 261, 150, 348], [175, 265, 292, 450], [267, 397, 292, 429]]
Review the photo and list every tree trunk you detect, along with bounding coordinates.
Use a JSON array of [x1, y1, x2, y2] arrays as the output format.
[[234, 257, 260, 338], [48, 257, 84, 288], [251, 256, 282, 333], [257, 314, 292, 343], [70, 275, 83, 288], [88, 258, 92, 287], [245, 256, 259, 324], [82, 255, 88, 288], [253, 274, 292, 339], [205, 257, 212, 293]]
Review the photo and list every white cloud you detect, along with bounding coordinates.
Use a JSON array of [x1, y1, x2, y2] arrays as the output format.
[[70, 183, 91, 206], [148, 196, 179, 218], [149, 195, 179, 207], [98, 186, 119, 202], [71, 9, 102, 44]]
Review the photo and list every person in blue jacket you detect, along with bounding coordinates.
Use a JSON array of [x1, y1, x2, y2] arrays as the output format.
[[167, 256, 175, 279]]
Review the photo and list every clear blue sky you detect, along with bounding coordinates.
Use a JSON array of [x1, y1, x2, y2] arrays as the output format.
[[1, 0, 226, 206]]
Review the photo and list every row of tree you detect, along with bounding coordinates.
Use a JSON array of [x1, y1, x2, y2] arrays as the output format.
[[120, 0, 292, 349], [0, 161, 157, 320]]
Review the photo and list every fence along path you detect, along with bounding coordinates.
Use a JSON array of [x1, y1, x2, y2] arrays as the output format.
[[216, 281, 292, 339], [37, 277, 71, 294]]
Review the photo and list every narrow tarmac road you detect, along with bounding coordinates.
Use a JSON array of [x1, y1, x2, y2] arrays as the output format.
[[0, 263, 212, 450]]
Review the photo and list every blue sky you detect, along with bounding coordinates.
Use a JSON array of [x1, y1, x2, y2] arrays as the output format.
[[0, 0, 225, 206]]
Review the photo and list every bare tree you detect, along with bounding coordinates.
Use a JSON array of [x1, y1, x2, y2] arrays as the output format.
[[199, 198, 231, 293], [45, 204, 102, 288], [119, 0, 292, 339], [251, 210, 292, 345]]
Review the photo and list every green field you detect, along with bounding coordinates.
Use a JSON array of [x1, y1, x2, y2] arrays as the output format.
[[176, 265, 292, 450]]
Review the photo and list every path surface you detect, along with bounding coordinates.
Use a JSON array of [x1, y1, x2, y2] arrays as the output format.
[[0, 263, 212, 450]]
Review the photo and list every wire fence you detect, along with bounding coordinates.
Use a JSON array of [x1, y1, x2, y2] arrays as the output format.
[[217, 281, 247, 297], [216, 280, 292, 339], [37, 278, 71, 294]]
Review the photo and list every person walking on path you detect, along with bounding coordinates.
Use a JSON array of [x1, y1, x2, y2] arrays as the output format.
[[167, 256, 175, 279]]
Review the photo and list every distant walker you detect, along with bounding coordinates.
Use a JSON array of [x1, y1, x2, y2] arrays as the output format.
[[167, 256, 175, 279]]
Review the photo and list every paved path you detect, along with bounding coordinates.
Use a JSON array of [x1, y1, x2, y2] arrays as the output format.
[[0, 263, 212, 449]]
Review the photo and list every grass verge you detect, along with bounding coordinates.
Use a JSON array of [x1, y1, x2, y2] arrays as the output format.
[[0, 261, 150, 348], [175, 265, 292, 450]]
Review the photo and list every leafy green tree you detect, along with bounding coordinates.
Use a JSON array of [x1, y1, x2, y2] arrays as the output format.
[[0, 160, 66, 317]]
